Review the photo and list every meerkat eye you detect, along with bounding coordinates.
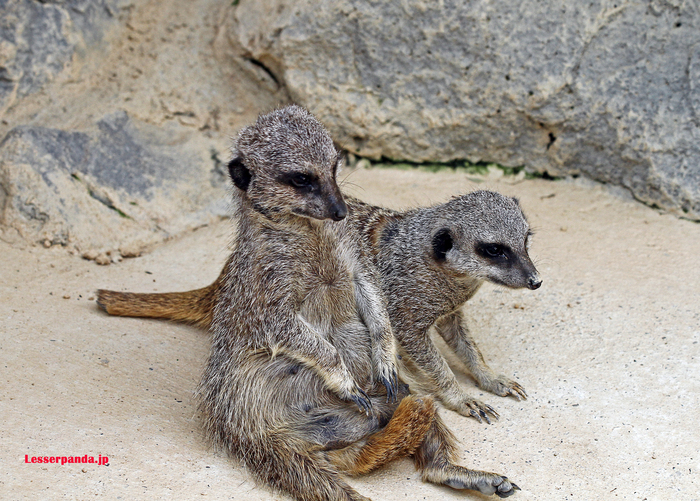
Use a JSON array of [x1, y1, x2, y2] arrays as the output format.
[[278, 171, 318, 192], [485, 244, 505, 257], [476, 243, 508, 259], [289, 173, 312, 188]]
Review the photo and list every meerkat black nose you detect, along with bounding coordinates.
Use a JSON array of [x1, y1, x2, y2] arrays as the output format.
[[331, 202, 347, 221], [527, 276, 542, 290]]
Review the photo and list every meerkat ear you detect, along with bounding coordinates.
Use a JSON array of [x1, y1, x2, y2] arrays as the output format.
[[432, 228, 453, 261], [228, 157, 252, 191]]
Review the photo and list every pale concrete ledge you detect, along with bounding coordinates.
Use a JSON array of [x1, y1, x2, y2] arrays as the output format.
[[2, 167, 698, 500]]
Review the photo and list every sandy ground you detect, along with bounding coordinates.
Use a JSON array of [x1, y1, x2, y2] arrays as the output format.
[[1, 166, 699, 501]]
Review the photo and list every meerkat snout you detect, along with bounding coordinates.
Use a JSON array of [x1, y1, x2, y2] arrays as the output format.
[[527, 274, 542, 290], [331, 200, 348, 221], [471, 240, 541, 290], [322, 188, 347, 221]]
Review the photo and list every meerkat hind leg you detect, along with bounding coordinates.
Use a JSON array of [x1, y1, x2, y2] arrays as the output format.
[[414, 410, 520, 497], [327, 395, 435, 475], [433, 465, 520, 498]]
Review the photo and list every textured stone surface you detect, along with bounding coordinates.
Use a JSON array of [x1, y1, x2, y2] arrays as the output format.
[[231, 0, 700, 219], [0, 111, 228, 254], [2, 0, 697, 253], [0, 0, 286, 254], [0, 0, 124, 116]]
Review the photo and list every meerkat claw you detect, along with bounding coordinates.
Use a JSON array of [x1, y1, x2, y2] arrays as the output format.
[[503, 380, 527, 401], [380, 370, 399, 403], [513, 383, 528, 400], [487, 375, 528, 401], [485, 404, 500, 419], [459, 398, 500, 424], [348, 385, 373, 415], [380, 377, 395, 403], [479, 409, 491, 424]]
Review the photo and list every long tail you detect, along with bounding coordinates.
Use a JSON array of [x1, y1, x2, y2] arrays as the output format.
[[96, 275, 221, 329]]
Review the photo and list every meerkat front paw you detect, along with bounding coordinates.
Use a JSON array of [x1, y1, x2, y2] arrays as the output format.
[[446, 395, 500, 424], [479, 374, 528, 401], [345, 383, 373, 415], [374, 357, 399, 403], [327, 367, 373, 414]]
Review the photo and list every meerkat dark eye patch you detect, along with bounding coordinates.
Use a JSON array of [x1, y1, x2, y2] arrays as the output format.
[[432, 228, 453, 261], [228, 157, 251, 191], [279, 172, 317, 192], [476, 242, 509, 261]]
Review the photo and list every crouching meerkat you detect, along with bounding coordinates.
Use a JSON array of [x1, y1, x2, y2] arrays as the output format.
[[98, 106, 520, 500], [99, 192, 541, 423], [348, 193, 540, 423]]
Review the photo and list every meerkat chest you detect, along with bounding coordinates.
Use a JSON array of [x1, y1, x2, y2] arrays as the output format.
[[295, 239, 373, 381], [298, 246, 357, 329]]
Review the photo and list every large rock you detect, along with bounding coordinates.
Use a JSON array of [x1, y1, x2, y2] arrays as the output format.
[[230, 0, 700, 219], [0, 110, 228, 256], [0, 0, 287, 254]]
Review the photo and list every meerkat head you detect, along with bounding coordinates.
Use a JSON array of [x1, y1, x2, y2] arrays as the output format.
[[430, 190, 542, 290], [227, 105, 347, 221]]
